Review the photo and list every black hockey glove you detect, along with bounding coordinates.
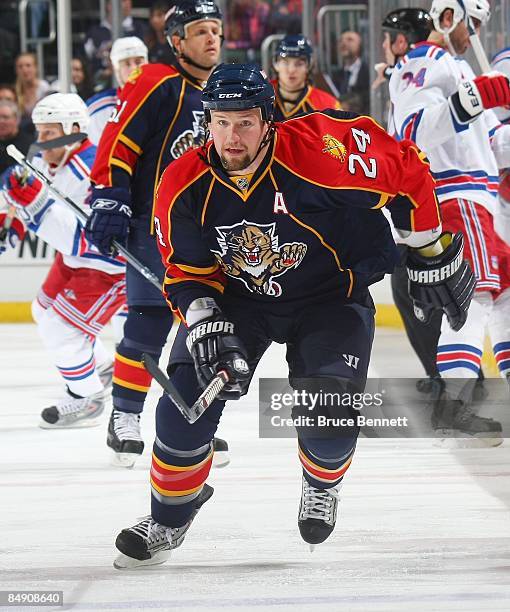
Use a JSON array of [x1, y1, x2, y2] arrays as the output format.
[[406, 232, 475, 332], [186, 313, 251, 401], [85, 187, 131, 255]]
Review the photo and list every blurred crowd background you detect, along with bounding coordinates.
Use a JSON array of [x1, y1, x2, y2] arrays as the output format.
[[1, 0, 510, 174]]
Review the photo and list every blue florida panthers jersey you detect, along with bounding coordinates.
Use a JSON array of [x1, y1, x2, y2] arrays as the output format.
[[90, 63, 206, 224], [153, 110, 441, 322]]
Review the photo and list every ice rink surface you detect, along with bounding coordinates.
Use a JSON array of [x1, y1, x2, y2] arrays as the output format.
[[1, 323, 510, 612]]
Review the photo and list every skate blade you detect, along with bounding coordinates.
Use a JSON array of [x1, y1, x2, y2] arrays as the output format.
[[433, 430, 503, 449], [113, 550, 171, 570], [39, 418, 101, 429], [110, 451, 140, 468], [212, 452, 230, 469], [309, 544, 316, 553]]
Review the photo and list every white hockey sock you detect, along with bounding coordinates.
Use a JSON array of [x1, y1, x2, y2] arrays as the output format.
[[31, 297, 47, 324], [37, 308, 104, 397], [488, 287, 510, 377], [93, 337, 111, 368], [437, 292, 492, 400], [111, 304, 128, 344]]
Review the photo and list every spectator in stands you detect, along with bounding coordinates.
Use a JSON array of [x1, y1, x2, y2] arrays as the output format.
[[146, 1, 174, 64], [225, 0, 270, 62], [331, 30, 369, 114], [84, 0, 147, 75], [0, 85, 17, 104], [51, 58, 95, 101], [269, 0, 302, 36], [15, 52, 51, 135], [0, 100, 34, 175], [71, 58, 95, 100]]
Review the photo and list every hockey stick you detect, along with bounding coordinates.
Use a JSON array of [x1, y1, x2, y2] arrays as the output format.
[[26, 132, 88, 162], [6, 144, 161, 291], [467, 19, 491, 73], [458, 0, 492, 73], [141, 352, 229, 424]]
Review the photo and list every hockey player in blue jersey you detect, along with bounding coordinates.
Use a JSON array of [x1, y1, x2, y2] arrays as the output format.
[[85, 0, 229, 468], [110, 63, 476, 568]]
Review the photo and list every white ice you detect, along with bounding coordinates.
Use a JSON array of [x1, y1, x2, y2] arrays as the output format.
[[1, 323, 510, 612]]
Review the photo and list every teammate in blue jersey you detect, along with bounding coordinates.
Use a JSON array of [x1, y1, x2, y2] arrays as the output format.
[[271, 34, 340, 122], [111, 63, 475, 569], [85, 0, 229, 468]]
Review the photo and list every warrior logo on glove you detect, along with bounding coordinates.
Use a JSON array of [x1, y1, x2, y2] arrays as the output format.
[[406, 232, 476, 332], [213, 220, 307, 297]]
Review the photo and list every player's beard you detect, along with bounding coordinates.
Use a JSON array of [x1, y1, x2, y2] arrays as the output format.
[[220, 153, 252, 172]]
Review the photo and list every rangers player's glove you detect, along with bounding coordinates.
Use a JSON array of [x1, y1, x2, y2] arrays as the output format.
[[406, 232, 476, 332], [186, 307, 251, 401], [4, 166, 51, 226], [85, 186, 131, 255], [450, 73, 510, 123]]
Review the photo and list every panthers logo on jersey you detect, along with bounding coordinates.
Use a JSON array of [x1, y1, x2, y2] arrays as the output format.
[[170, 110, 206, 159], [322, 134, 347, 162], [212, 220, 307, 297]]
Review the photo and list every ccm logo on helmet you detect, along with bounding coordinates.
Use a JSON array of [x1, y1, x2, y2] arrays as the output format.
[[218, 93, 243, 98]]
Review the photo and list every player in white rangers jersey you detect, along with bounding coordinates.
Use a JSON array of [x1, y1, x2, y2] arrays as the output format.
[[390, 0, 510, 443], [491, 47, 510, 126], [86, 37, 148, 146], [1, 93, 126, 428], [491, 47, 510, 246]]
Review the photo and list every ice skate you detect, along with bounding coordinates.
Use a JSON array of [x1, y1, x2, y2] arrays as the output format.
[[298, 476, 341, 550], [416, 375, 444, 395], [107, 408, 144, 468], [212, 437, 230, 468], [114, 483, 214, 569], [40, 390, 105, 428], [432, 392, 503, 448], [97, 359, 114, 391]]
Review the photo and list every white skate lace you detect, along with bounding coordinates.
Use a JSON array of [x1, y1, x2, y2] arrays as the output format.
[[300, 479, 340, 524], [56, 394, 100, 416], [129, 517, 181, 548], [113, 410, 143, 441]]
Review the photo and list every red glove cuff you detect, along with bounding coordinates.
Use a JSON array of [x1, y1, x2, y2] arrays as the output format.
[[474, 74, 510, 109]]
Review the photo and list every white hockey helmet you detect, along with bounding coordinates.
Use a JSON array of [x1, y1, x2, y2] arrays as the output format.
[[430, 0, 491, 34], [110, 36, 148, 70], [32, 93, 89, 134]]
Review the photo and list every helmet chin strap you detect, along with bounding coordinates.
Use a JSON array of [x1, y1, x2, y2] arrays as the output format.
[[443, 30, 457, 56], [178, 51, 216, 72], [46, 142, 80, 176], [434, 9, 465, 57], [278, 84, 306, 101]]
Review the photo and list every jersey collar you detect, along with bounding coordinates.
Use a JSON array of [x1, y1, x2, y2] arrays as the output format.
[[173, 61, 205, 90]]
